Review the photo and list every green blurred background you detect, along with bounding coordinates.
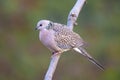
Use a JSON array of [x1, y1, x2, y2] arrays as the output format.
[[0, 0, 120, 80]]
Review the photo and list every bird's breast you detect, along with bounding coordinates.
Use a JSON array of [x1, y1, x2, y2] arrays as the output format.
[[39, 30, 61, 52], [39, 30, 53, 46]]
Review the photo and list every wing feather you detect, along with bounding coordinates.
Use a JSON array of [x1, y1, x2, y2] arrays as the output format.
[[53, 23, 85, 49]]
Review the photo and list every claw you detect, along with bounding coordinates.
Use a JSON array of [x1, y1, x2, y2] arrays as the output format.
[[52, 51, 61, 58]]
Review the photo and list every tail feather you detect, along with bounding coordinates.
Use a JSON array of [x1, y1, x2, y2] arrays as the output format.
[[73, 47, 104, 71]]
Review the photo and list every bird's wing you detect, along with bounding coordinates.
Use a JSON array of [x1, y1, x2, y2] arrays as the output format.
[[53, 23, 85, 49]]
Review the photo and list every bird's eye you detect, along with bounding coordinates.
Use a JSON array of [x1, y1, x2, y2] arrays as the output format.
[[40, 24, 42, 26]]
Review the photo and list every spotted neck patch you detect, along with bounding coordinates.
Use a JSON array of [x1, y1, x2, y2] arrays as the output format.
[[46, 22, 54, 30]]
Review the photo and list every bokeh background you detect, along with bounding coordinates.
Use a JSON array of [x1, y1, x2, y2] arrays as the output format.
[[0, 0, 120, 80]]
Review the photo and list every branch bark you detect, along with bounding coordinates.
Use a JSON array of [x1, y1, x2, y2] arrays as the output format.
[[44, 54, 61, 80], [44, 0, 86, 80], [67, 0, 86, 30]]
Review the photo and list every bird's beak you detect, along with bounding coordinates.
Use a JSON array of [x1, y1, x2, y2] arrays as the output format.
[[35, 26, 38, 30]]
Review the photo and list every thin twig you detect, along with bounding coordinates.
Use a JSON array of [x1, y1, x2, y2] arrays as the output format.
[[44, 0, 86, 80]]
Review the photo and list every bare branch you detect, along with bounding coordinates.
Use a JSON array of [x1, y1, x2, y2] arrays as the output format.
[[44, 0, 86, 80], [44, 54, 61, 80], [67, 0, 86, 30]]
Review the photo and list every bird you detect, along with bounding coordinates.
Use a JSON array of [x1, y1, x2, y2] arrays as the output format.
[[35, 20, 104, 70]]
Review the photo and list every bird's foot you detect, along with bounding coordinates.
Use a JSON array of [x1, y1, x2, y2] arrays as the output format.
[[51, 51, 61, 58]]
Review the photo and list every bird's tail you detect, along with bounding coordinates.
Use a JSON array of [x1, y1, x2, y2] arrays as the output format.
[[73, 47, 104, 71]]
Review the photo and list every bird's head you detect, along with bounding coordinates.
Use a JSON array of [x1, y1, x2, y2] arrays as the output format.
[[35, 20, 53, 31]]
